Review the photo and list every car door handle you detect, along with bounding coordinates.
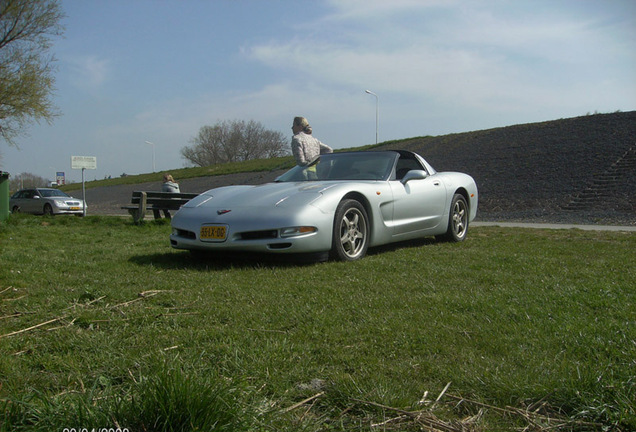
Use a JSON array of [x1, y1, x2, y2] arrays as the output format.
[[433, 181, 441, 186]]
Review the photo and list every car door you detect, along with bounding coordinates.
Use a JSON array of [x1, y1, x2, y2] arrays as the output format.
[[20, 189, 41, 214], [389, 153, 448, 236], [389, 174, 447, 236], [10, 191, 24, 212]]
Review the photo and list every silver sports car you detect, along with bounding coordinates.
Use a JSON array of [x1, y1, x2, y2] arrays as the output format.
[[170, 150, 478, 261]]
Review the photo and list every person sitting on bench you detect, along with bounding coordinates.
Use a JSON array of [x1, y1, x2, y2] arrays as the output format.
[[161, 173, 180, 217]]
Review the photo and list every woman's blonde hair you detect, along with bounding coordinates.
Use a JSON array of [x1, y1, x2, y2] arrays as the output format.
[[293, 116, 312, 133], [163, 173, 175, 183]]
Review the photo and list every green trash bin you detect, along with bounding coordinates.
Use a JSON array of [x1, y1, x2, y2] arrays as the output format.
[[0, 171, 9, 222]]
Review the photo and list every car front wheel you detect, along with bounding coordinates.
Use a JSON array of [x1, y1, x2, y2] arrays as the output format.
[[439, 193, 468, 242], [43, 204, 54, 216], [331, 199, 369, 261]]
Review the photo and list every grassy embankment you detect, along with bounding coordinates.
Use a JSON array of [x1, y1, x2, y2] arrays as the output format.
[[59, 155, 298, 192], [58, 141, 391, 192], [0, 215, 634, 431]]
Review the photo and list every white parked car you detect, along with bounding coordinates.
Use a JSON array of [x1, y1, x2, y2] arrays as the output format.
[[10, 188, 86, 216]]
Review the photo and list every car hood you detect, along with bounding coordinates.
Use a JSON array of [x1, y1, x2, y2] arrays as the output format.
[[184, 182, 339, 209]]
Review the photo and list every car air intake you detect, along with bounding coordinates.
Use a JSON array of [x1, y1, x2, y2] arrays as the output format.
[[239, 230, 278, 240]]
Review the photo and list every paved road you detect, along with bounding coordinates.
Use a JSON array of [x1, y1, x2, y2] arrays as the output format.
[[472, 221, 636, 232]]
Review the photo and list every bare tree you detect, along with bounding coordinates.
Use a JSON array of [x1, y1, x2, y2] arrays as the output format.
[[9, 171, 49, 191], [181, 120, 289, 166], [0, 0, 64, 146]]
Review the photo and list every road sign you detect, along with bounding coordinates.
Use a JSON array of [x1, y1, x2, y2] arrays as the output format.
[[70, 156, 96, 216], [56, 172, 65, 185], [71, 156, 97, 170]]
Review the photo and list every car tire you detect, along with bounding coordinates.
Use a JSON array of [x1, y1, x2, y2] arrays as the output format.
[[439, 193, 468, 242], [331, 199, 369, 261], [43, 204, 54, 216], [11, 206, 20, 213]]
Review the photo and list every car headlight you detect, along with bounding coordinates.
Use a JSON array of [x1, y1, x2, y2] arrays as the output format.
[[53, 199, 66, 207], [280, 226, 318, 238]]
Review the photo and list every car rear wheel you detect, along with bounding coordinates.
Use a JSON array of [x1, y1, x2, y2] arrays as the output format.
[[43, 204, 54, 216], [439, 193, 468, 242], [11, 206, 20, 213], [331, 199, 369, 261]]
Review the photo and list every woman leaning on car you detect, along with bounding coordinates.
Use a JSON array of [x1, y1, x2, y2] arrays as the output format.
[[291, 116, 333, 167]]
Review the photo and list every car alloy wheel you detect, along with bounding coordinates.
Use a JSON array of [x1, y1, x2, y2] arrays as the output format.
[[331, 199, 369, 261], [448, 194, 468, 241]]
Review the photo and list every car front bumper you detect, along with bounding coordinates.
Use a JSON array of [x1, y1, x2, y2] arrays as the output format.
[[170, 205, 334, 254]]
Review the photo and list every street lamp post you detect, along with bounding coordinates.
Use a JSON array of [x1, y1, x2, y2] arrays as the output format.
[[145, 141, 156, 172], [365, 89, 379, 145]]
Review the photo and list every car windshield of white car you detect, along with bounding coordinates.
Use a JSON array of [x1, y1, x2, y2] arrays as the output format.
[[40, 190, 70, 198]]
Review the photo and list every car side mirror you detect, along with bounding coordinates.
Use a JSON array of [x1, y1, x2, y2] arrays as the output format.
[[401, 170, 428, 184]]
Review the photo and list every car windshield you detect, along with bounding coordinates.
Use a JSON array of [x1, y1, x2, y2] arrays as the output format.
[[276, 152, 398, 182], [39, 189, 70, 198]]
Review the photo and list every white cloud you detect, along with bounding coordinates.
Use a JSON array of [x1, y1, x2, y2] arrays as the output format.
[[65, 55, 111, 90], [323, 0, 455, 20]]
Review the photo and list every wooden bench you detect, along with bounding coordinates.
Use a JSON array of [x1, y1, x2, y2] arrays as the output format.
[[122, 191, 199, 223]]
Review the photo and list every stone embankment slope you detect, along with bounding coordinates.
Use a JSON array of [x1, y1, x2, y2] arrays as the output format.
[[380, 111, 635, 225]]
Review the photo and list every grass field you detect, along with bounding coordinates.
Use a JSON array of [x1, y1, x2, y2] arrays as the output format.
[[0, 215, 634, 431]]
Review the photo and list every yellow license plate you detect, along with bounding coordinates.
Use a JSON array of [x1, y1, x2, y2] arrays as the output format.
[[200, 225, 227, 240], [70, 207, 80, 210]]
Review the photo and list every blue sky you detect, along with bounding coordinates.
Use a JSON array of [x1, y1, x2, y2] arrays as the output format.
[[1, 0, 635, 183]]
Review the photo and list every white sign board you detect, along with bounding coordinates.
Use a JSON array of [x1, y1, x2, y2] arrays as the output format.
[[71, 156, 97, 170]]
